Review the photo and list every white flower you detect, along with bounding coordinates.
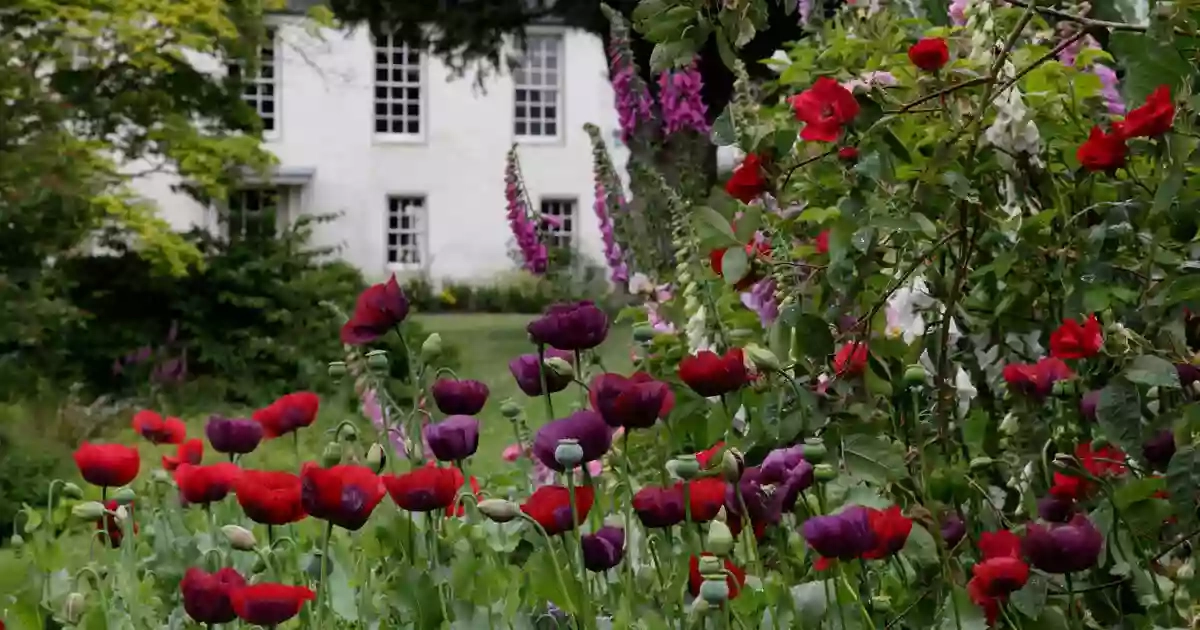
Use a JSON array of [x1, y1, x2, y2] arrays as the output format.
[[628, 272, 654, 295], [954, 365, 977, 418], [999, 412, 1019, 435], [765, 50, 790, 74]]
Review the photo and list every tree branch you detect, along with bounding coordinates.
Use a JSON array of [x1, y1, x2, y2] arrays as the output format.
[[891, 77, 992, 113], [1004, 0, 1191, 35]]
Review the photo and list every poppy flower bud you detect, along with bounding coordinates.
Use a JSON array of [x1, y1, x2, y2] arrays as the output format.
[[479, 498, 521, 523], [11, 533, 24, 548], [304, 551, 324, 580], [632, 325, 657, 342], [814, 463, 837, 482], [802, 438, 828, 463], [420, 333, 443, 363], [675, 455, 701, 480], [328, 361, 347, 379], [337, 423, 359, 442], [706, 519, 735, 556], [64, 592, 86, 624], [320, 442, 343, 467], [544, 357, 575, 379], [110, 487, 136, 505], [720, 448, 744, 482], [152, 469, 173, 484], [969, 457, 994, 471], [554, 439, 584, 469], [366, 443, 387, 474], [221, 525, 257, 551], [903, 364, 927, 386], [999, 412, 1019, 435], [500, 400, 523, 419], [1090, 436, 1111, 450], [366, 350, 389, 371], [744, 344, 782, 372], [72, 501, 106, 521], [700, 578, 730, 605], [61, 482, 84, 500]]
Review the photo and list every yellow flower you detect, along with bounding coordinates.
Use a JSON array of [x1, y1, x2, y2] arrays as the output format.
[[439, 288, 457, 305]]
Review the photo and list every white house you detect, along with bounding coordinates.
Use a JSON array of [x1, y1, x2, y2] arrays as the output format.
[[131, 2, 626, 282]]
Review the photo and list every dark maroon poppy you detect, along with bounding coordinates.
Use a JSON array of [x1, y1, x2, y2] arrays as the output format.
[[532, 411, 613, 472], [132, 410, 187, 445], [230, 583, 315, 626], [678, 349, 749, 397], [1079, 390, 1100, 421], [1036, 495, 1076, 523], [581, 526, 625, 572], [1022, 515, 1103, 574], [632, 485, 685, 528], [1142, 430, 1176, 470], [74, 442, 140, 488], [382, 463, 464, 512], [181, 567, 246, 624], [253, 391, 320, 439], [340, 275, 410, 345], [520, 484, 595, 536], [234, 470, 306, 525], [589, 372, 675, 429], [1176, 362, 1200, 388], [205, 416, 264, 455], [509, 349, 575, 396], [175, 463, 242, 506], [941, 515, 966, 548], [526, 301, 610, 351], [424, 415, 480, 462], [300, 463, 386, 531], [430, 378, 490, 415]]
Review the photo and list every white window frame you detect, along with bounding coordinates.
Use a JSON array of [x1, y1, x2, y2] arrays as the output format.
[[372, 33, 425, 143], [385, 195, 428, 271], [539, 198, 576, 250], [513, 33, 563, 143], [225, 187, 282, 241], [230, 27, 280, 140]]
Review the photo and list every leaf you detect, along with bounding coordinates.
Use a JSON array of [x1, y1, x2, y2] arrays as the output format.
[[936, 585, 988, 630], [721, 248, 750, 286], [711, 109, 736, 146], [1095, 379, 1143, 455], [1113, 475, 1166, 510], [842, 434, 907, 484], [21, 504, 43, 534], [900, 523, 939, 567], [791, 580, 831, 625], [715, 29, 737, 69], [1124, 355, 1181, 388], [792, 314, 834, 359], [1110, 32, 1192, 103], [1166, 444, 1200, 527], [1152, 167, 1184, 215], [1009, 573, 1050, 619], [691, 206, 739, 247], [329, 556, 359, 622], [735, 206, 762, 242]]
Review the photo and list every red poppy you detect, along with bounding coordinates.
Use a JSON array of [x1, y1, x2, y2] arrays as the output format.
[[978, 529, 1021, 560], [300, 463, 386, 531], [815, 230, 830, 254], [181, 567, 246, 625], [340, 275, 411, 345], [684, 478, 727, 523], [1002, 357, 1074, 398], [687, 554, 746, 599], [175, 463, 242, 506], [1076, 126, 1127, 172], [132, 410, 186, 445], [163, 438, 204, 471], [74, 442, 140, 488], [710, 240, 772, 291], [678, 349, 749, 397], [632, 485, 686, 528], [446, 474, 481, 518], [1115, 85, 1174, 138], [789, 77, 860, 142], [862, 506, 913, 559], [696, 442, 726, 468], [833, 342, 868, 377], [968, 556, 1029, 624], [1049, 314, 1103, 359], [908, 37, 950, 71], [230, 583, 315, 626], [837, 146, 859, 162], [1049, 471, 1087, 501], [520, 484, 595, 536], [96, 499, 137, 548], [1053, 442, 1127, 499], [253, 391, 320, 439], [725, 153, 769, 203], [234, 470, 306, 525], [382, 463, 463, 512]]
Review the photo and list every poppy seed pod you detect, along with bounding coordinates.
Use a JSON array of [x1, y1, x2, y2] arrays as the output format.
[[814, 463, 837, 482], [500, 400, 523, 419], [554, 439, 584, 469], [903, 364, 927, 386], [365, 350, 389, 371], [61, 482, 84, 500], [700, 578, 730, 605], [544, 357, 575, 379], [802, 439, 828, 463], [320, 442, 343, 467], [328, 361, 347, 379], [420, 333, 443, 362], [675, 455, 701, 480]]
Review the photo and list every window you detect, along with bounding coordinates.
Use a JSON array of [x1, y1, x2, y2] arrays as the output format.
[[539, 198, 575, 249], [226, 188, 279, 241], [230, 28, 278, 133], [386, 196, 426, 266], [514, 35, 561, 138], [373, 34, 422, 136]]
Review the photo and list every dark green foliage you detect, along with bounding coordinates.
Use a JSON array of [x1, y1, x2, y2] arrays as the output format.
[[0, 422, 61, 540]]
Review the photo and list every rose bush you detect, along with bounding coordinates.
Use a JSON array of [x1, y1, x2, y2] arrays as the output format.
[[5, 0, 1200, 627]]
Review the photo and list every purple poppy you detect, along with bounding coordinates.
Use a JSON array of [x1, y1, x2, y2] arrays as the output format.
[[1022, 515, 1103, 574], [1176, 363, 1200, 388], [424, 415, 480, 462], [205, 416, 264, 455], [1037, 495, 1076, 523], [759, 446, 815, 512], [588, 372, 675, 429], [1142, 430, 1176, 470], [801, 506, 877, 561], [526, 301, 610, 351], [581, 526, 625, 572], [532, 411, 612, 473], [940, 515, 966, 548], [1079, 390, 1100, 422], [509, 349, 575, 397], [430, 378, 490, 416]]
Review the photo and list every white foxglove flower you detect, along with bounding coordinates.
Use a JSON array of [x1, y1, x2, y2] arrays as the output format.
[[955, 365, 977, 418]]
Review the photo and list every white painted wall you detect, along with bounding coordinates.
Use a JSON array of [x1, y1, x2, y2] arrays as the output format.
[[131, 17, 628, 284]]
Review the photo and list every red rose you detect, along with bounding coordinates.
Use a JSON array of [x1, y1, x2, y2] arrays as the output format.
[[520, 484, 595, 536], [1002, 357, 1074, 399], [132, 410, 186, 445], [862, 506, 913, 559], [1115, 85, 1174, 138], [789, 77, 860, 142], [382, 463, 464, 512], [725, 153, 769, 203], [1076, 125, 1127, 172], [678, 349, 749, 397], [234, 470, 307, 525], [300, 463, 386, 531], [833, 341, 868, 377], [181, 567, 246, 625], [230, 583, 315, 626], [175, 463, 242, 506], [74, 442, 140, 488], [684, 477, 727, 523], [163, 438, 204, 471], [837, 146, 859, 162], [687, 554, 746, 599], [815, 230, 830, 254], [341, 274, 410, 345], [1049, 313, 1103, 359], [253, 391, 320, 439], [908, 37, 950, 71]]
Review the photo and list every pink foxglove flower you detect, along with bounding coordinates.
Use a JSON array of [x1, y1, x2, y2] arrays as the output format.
[[659, 61, 710, 136], [504, 148, 548, 274], [593, 179, 629, 285]]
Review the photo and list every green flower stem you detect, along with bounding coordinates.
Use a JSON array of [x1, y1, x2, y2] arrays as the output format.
[[428, 518, 451, 623], [621, 432, 636, 617], [839, 562, 876, 630], [1064, 573, 1079, 630], [516, 513, 577, 615], [315, 521, 333, 630], [734, 487, 760, 573], [566, 469, 593, 629], [575, 350, 587, 407], [537, 345, 556, 421]]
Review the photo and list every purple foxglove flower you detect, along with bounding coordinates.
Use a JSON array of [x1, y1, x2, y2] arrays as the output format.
[[1079, 389, 1100, 422], [1142, 430, 1176, 470], [592, 180, 628, 285], [504, 149, 548, 275], [941, 515, 967, 548], [424, 415, 480, 462], [509, 349, 574, 396], [658, 61, 709, 136], [1037, 495, 1076, 523], [205, 415, 264, 455], [430, 378, 489, 416], [526, 301, 610, 351], [1022, 515, 1103, 574], [801, 506, 877, 560], [949, 0, 968, 25], [581, 525, 626, 571], [532, 411, 613, 473]]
